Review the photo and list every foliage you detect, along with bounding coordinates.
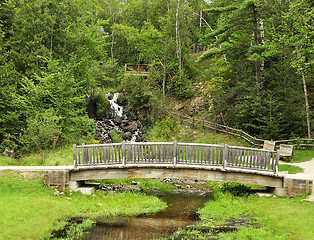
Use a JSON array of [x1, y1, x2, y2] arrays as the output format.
[[92, 88, 110, 119], [19, 108, 62, 153], [221, 182, 252, 197], [121, 74, 153, 119], [109, 129, 123, 143], [145, 117, 179, 142], [167, 70, 194, 99]]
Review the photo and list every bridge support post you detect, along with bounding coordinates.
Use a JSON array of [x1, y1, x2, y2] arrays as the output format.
[[173, 141, 178, 167]]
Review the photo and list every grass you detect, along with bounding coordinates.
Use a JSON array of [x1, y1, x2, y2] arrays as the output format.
[[0, 172, 167, 240], [278, 164, 304, 174], [164, 191, 314, 240], [0, 146, 73, 166], [293, 149, 314, 163]]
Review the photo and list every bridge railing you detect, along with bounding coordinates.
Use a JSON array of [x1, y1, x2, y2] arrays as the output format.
[[73, 142, 279, 174]]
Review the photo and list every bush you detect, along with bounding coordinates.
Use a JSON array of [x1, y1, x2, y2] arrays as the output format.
[[145, 117, 178, 141], [167, 70, 194, 99], [19, 108, 62, 153], [122, 75, 152, 114], [221, 182, 252, 197], [93, 88, 110, 119]]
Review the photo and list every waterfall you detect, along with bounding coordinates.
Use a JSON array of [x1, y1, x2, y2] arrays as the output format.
[[95, 93, 142, 143]]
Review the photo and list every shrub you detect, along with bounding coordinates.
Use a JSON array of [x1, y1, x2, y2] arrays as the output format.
[[221, 182, 252, 197], [167, 70, 194, 99], [93, 88, 110, 119]]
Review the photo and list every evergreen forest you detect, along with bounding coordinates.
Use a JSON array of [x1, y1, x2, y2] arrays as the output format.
[[0, 0, 313, 156]]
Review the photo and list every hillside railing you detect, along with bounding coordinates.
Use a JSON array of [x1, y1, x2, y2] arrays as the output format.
[[175, 113, 314, 148], [73, 142, 279, 174]]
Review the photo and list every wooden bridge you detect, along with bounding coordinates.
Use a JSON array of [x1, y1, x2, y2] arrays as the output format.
[[66, 142, 303, 195]]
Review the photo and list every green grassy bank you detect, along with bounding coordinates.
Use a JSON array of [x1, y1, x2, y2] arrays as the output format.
[[162, 191, 314, 240], [0, 172, 167, 240]]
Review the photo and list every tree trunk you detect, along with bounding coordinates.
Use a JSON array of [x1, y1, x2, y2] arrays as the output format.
[[260, 18, 265, 71], [300, 67, 312, 138], [175, 0, 182, 70], [252, 4, 260, 84]]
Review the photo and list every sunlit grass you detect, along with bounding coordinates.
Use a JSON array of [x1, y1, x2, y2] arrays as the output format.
[[278, 164, 304, 174], [0, 172, 167, 240], [293, 149, 314, 163]]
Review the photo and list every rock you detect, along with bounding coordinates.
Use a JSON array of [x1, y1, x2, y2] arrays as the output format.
[[114, 116, 122, 124], [122, 132, 132, 140], [2, 149, 15, 158], [127, 122, 138, 132]]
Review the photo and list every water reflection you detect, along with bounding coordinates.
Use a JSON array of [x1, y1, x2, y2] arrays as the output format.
[[83, 193, 212, 240]]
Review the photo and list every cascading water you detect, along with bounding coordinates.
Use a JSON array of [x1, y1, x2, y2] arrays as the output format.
[[108, 93, 123, 117], [95, 93, 143, 143]]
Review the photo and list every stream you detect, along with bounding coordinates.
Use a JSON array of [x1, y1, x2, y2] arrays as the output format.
[[83, 192, 212, 240]]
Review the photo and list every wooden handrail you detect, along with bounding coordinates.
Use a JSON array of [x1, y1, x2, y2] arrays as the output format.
[[73, 142, 279, 174], [173, 113, 314, 148]]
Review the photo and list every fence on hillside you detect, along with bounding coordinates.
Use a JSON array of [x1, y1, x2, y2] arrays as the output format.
[[73, 142, 279, 174], [173, 113, 314, 149]]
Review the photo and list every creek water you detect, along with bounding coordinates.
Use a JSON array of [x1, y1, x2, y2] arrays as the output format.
[[83, 192, 212, 240]]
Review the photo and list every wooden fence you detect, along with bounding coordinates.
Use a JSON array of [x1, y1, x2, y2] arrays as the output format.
[[73, 142, 279, 174], [175, 113, 314, 148]]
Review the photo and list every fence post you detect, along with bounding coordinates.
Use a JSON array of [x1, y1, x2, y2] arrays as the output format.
[[173, 141, 178, 167], [193, 118, 195, 128], [297, 138, 300, 147], [180, 115, 183, 125], [226, 126, 229, 135], [203, 120, 205, 129], [215, 122, 217, 133], [223, 144, 228, 170], [73, 144, 77, 169], [240, 130, 243, 140], [253, 138, 256, 148], [122, 141, 126, 167], [275, 151, 280, 175]]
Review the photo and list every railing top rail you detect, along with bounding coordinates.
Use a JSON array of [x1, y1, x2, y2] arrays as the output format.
[[228, 145, 276, 153], [77, 143, 122, 148], [177, 142, 223, 147], [125, 142, 173, 145]]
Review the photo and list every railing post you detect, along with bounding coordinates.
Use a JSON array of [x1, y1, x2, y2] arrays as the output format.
[[82, 143, 88, 164], [173, 141, 178, 167], [223, 144, 228, 170], [122, 141, 126, 167], [73, 144, 77, 169], [275, 150, 280, 175]]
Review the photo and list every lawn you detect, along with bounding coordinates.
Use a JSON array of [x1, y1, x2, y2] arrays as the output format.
[[0, 172, 167, 240]]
